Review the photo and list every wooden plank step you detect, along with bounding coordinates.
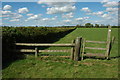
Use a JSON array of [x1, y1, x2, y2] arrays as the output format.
[[86, 40, 106, 43], [15, 43, 75, 47], [83, 53, 106, 57], [85, 47, 106, 50]]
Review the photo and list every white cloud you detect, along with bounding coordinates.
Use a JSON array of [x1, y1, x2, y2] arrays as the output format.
[[106, 7, 118, 12], [101, 0, 109, 3], [92, 11, 104, 15], [81, 7, 91, 12], [18, 7, 29, 13], [38, 0, 76, 14], [38, 0, 75, 7], [27, 15, 39, 21], [63, 19, 71, 23], [47, 5, 76, 14], [75, 17, 89, 21], [42, 18, 49, 21], [42, 16, 57, 21], [2, 11, 11, 14], [51, 16, 57, 20], [27, 13, 34, 16], [103, 1, 118, 7], [88, 11, 104, 16], [102, 14, 109, 18], [102, 14, 112, 19], [12, 14, 23, 19], [9, 19, 20, 22], [62, 12, 73, 18], [25, 14, 42, 21], [3, 5, 12, 10]]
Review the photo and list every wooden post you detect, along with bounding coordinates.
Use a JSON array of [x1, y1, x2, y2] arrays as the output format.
[[74, 37, 82, 61], [35, 47, 38, 58], [106, 26, 111, 59], [81, 38, 86, 60], [71, 39, 75, 60], [112, 36, 115, 44]]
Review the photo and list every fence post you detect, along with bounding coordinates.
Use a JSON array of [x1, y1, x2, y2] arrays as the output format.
[[81, 38, 85, 60], [74, 37, 82, 61], [35, 47, 38, 58], [106, 26, 111, 59], [71, 39, 75, 60]]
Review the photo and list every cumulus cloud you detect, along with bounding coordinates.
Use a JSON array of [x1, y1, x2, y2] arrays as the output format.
[[27, 13, 34, 16], [42, 18, 49, 21], [47, 5, 76, 14], [18, 7, 29, 13], [10, 19, 20, 22], [101, 0, 109, 3], [101, 14, 112, 19], [103, 1, 118, 7], [62, 12, 73, 18], [38, 0, 75, 7], [81, 7, 91, 12], [12, 13, 23, 19], [42, 16, 57, 21], [75, 17, 89, 21], [3, 5, 12, 10], [63, 19, 71, 23], [25, 14, 42, 21], [92, 11, 104, 15], [2, 11, 11, 14], [87, 11, 104, 16], [106, 7, 118, 12], [38, 0, 76, 14]]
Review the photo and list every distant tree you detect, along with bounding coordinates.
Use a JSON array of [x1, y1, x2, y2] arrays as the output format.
[[76, 24, 81, 28], [95, 24, 99, 28], [85, 23, 93, 28]]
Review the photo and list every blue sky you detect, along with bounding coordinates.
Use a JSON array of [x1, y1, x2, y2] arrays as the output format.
[[1, 0, 118, 26]]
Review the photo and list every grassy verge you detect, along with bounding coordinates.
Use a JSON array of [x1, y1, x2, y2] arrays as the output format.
[[2, 28, 119, 78]]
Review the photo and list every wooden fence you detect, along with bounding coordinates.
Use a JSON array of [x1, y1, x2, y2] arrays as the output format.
[[15, 37, 82, 61], [15, 26, 115, 61]]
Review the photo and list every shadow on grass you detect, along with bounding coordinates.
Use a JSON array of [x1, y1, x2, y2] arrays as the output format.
[[2, 28, 75, 69], [81, 55, 120, 61]]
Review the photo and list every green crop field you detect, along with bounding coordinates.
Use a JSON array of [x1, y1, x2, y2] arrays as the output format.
[[2, 28, 119, 78]]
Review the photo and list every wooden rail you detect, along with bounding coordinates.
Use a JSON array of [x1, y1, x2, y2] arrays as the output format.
[[41, 56, 70, 58], [86, 40, 106, 43], [83, 53, 106, 58], [85, 47, 107, 50], [15, 43, 75, 47], [16, 49, 71, 53]]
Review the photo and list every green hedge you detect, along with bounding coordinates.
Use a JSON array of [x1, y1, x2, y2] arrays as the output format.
[[2, 26, 75, 64]]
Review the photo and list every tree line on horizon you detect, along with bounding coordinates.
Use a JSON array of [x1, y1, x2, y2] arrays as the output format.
[[1, 23, 119, 28]]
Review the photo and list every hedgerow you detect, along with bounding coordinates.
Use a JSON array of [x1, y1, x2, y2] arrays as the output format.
[[2, 26, 75, 64]]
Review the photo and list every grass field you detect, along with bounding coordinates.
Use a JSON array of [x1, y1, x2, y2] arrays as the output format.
[[2, 28, 119, 78]]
